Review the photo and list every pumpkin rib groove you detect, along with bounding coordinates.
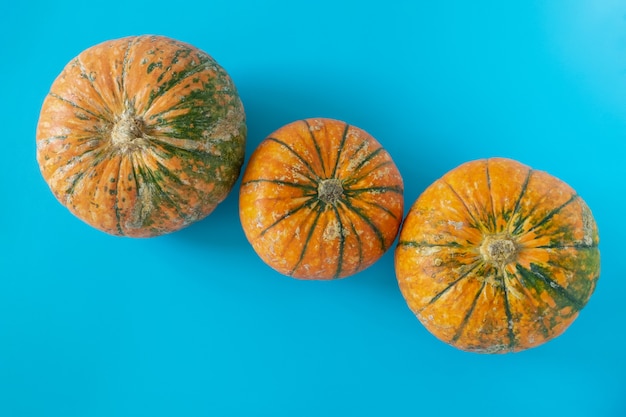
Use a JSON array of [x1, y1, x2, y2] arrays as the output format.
[[146, 86, 235, 122], [534, 243, 599, 250], [152, 157, 188, 187], [516, 264, 585, 311], [148, 139, 228, 177], [397, 240, 463, 249], [349, 146, 384, 176], [342, 161, 395, 191], [344, 194, 401, 221], [506, 167, 533, 234], [419, 261, 483, 312], [339, 203, 364, 272], [345, 185, 404, 197], [543, 257, 597, 284], [522, 194, 579, 238], [332, 205, 346, 278], [501, 272, 517, 349], [143, 52, 215, 112], [64, 149, 108, 198], [302, 119, 328, 177], [50, 143, 102, 191], [266, 137, 321, 182], [443, 180, 485, 233], [49, 92, 107, 121], [120, 37, 141, 106], [528, 263, 586, 310], [330, 122, 350, 179], [75, 56, 115, 121], [342, 154, 389, 188], [340, 199, 387, 251], [508, 273, 553, 339], [341, 139, 369, 174], [451, 280, 487, 343], [485, 159, 498, 232], [258, 198, 318, 237], [242, 178, 317, 193], [134, 156, 188, 225], [112, 155, 125, 235], [290, 205, 324, 276]]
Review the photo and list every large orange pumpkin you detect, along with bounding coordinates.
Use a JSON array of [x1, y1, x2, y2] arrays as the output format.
[[395, 158, 600, 353], [36, 35, 246, 237], [239, 118, 404, 279]]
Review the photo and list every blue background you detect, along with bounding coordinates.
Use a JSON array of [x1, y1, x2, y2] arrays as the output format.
[[2, 1, 625, 416]]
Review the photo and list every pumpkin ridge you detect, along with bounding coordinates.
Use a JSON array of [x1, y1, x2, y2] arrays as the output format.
[[341, 199, 387, 251], [340, 138, 369, 175], [64, 149, 108, 199], [74, 56, 117, 121], [258, 198, 318, 237], [133, 155, 189, 227], [148, 136, 212, 161], [112, 155, 125, 235], [501, 275, 517, 349], [349, 146, 384, 175], [515, 264, 584, 312], [338, 203, 364, 272], [344, 194, 401, 220], [49, 92, 107, 121], [506, 167, 533, 234], [290, 206, 324, 276], [535, 243, 599, 249], [344, 185, 404, 196], [507, 273, 553, 340], [451, 280, 487, 343], [443, 180, 485, 233], [266, 137, 321, 182], [421, 261, 482, 311], [145, 86, 236, 123], [397, 240, 463, 248], [242, 178, 317, 193], [522, 194, 579, 237], [528, 263, 586, 310], [120, 37, 143, 105], [332, 205, 346, 278], [330, 122, 351, 179], [302, 119, 328, 177], [485, 159, 498, 232], [143, 51, 216, 112], [343, 160, 394, 188]]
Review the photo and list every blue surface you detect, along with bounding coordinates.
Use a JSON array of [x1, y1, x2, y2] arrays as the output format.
[[2, 1, 625, 416]]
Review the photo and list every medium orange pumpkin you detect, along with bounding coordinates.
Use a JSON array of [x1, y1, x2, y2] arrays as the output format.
[[36, 35, 246, 237], [239, 118, 404, 279], [395, 158, 600, 353]]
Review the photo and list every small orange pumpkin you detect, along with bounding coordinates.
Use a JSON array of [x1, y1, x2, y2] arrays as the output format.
[[239, 118, 404, 279], [395, 157, 600, 353], [36, 35, 246, 237]]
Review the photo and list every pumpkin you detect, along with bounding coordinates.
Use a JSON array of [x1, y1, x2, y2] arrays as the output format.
[[239, 118, 404, 279], [395, 157, 600, 353], [36, 35, 246, 237]]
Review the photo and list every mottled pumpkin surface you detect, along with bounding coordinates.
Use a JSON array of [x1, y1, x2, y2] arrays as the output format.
[[36, 35, 246, 237], [395, 158, 600, 353], [239, 118, 404, 279]]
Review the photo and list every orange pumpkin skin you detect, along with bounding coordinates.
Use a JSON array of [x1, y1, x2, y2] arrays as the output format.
[[239, 118, 404, 280], [36, 35, 246, 237], [395, 158, 600, 353]]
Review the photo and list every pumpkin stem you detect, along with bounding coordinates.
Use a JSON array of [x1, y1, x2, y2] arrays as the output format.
[[317, 178, 344, 205], [480, 235, 518, 268], [110, 110, 146, 151]]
